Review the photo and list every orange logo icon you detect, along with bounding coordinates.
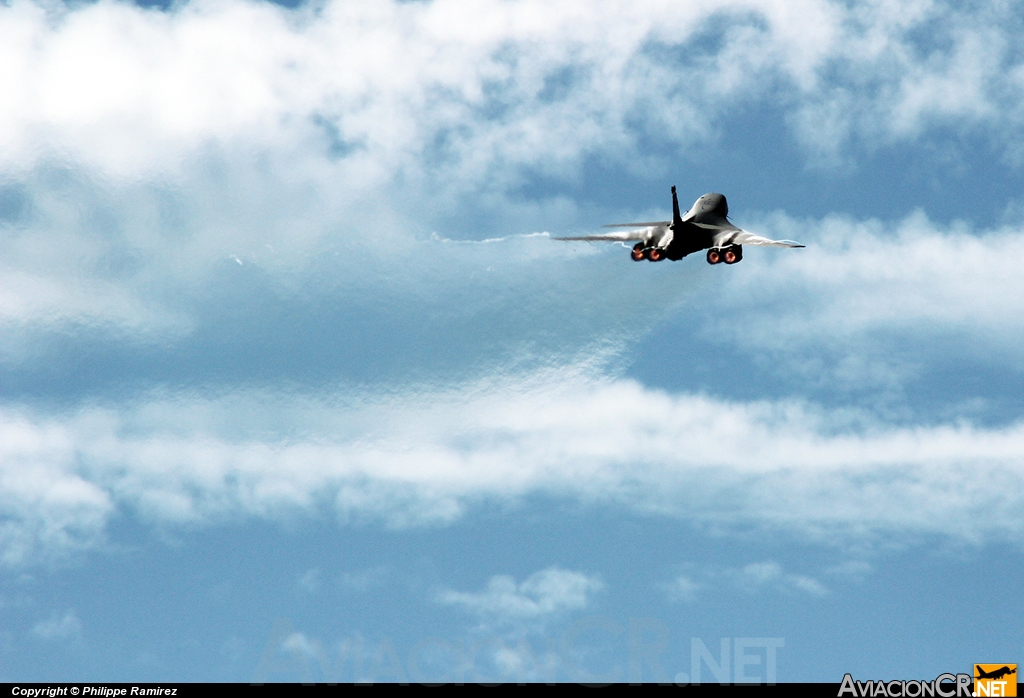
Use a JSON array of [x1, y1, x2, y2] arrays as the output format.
[[974, 665, 1017, 697]]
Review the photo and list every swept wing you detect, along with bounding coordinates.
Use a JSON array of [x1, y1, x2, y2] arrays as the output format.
[[714, 229, 805, 248], [602, 221, 670, 228], [553, 224, 667, 243]]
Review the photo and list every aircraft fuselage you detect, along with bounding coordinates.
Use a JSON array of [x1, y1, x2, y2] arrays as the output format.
[[631, 188, 743, 264]]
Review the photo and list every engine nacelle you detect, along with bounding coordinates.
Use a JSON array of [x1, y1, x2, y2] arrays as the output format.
[[706, 244, 742, 265], [722, 244, 742, 264]]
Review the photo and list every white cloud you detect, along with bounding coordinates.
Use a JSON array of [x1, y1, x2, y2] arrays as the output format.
[[662, 575, 701, 603], [31, 609, 82, 641], [438, 567, 604, 626], [0, 0, 1022, 355], [664, 561, 829, 601], [280, 631, 321, 663], [732, 562, 828, 596], [1, 0, 1024, 571], [1, 0, 1021, 182], [687, 211, 1024, 396], [2, 364, 1024, 565], [0, 412, 113, 567]]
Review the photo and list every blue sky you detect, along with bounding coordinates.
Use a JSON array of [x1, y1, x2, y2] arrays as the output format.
[[1, 0, 1023, 683]]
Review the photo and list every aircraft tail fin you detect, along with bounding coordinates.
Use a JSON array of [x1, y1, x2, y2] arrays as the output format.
[[671, 186, 683, 228]]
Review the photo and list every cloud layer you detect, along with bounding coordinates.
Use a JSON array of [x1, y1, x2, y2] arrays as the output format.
[[3, 0, 1024, 569], [4, 0, 1024, 353], [4, 360, 1024, 565], [3, 0, 1024, 177]]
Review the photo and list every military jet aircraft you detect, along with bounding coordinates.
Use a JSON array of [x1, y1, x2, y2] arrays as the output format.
[[555, 186, 804, 264]]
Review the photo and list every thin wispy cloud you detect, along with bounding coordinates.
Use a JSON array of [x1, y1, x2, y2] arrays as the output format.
[[438, 567, 604, 627], [663, 561, 829, 602], [732, 562, 828, 597], [30, 610, 82, 641], [662, 575, 702, 603]]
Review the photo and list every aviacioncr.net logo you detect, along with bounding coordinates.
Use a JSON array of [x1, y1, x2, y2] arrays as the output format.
[[838, 673, 973, 697]]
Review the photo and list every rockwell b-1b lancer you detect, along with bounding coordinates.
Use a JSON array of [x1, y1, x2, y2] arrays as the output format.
[[556, 186, 804, 264]]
